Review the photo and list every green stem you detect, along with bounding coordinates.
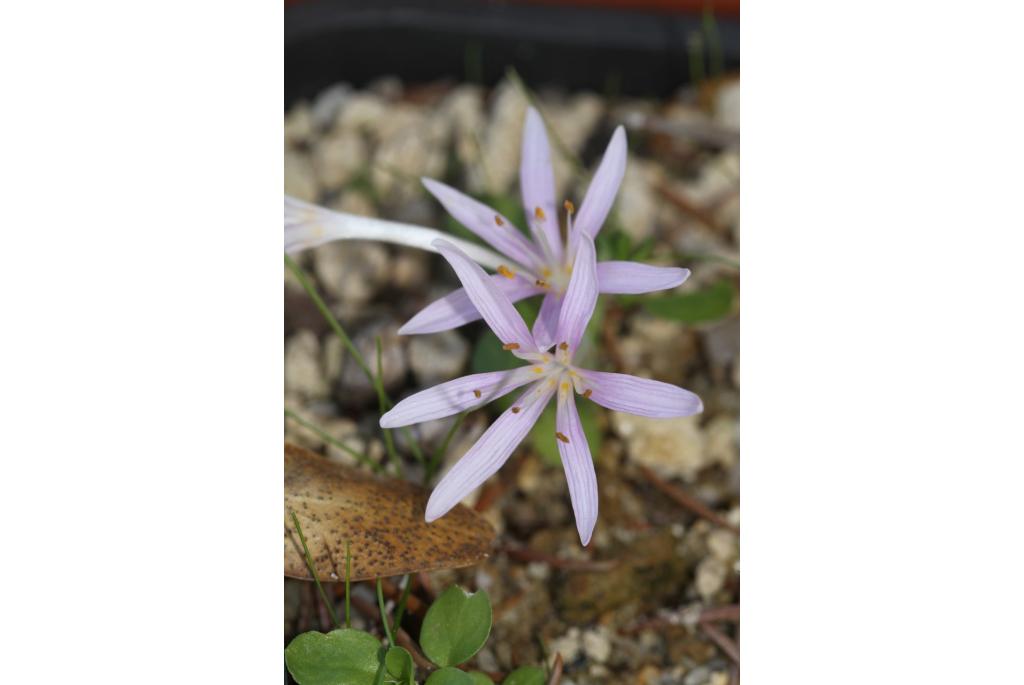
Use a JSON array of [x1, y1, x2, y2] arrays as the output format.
[[285, 253, 373, 380], [290, 511, 340, 629], [285, 254, 426, 472], [392, 574, 413, 637], [428, 412, 466, 482], [376, 578, 396, 646], [344, 540, 352, 628], [284, 408, 381, 473], [373, 336, 402, 475]]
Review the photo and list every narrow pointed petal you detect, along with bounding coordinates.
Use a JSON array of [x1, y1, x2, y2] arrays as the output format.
[[556, 390, 598, 545], [571, 126, 627, 244], [380, 368, 536, 428], [596, 261, 691, 294], [577, 370, 703, 418], [422, 178, 542, 271], [425, 383, 554, 522], [520, 107, 563, 263], [284, 195, 506, 270], [554, 234, 599, 353], [399, 277, 542, 335], [531, 291, 562, 350], [433, 239, 539, 352]]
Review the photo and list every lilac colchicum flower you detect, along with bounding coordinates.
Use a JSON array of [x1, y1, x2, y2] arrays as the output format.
[[380, 234, 703, 545], [401, 107, 691, 348]]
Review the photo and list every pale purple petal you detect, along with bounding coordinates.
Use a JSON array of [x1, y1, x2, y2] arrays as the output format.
[[577, 370, 703, 417], [571, 126, 627, 245], [520, 107, 563, 263], [554, 234, 599, 353], [425, 382, 554, 522], [433, 240, 539, 353], [399, 276, 542, 335], [596, 261, 690, 294], [380, 368, 537, 428], [422, 177, 542, 270], [556, 390, 599, 545], [531, 291, 562, 350]]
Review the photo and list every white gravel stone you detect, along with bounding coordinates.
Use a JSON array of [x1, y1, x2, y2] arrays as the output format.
[[284, 102, 313, 147], [311, 83, 353, 131], [312, 240, 389, 305], [707, 529, 739, 564], [615, 159, 660, 240], [612, 413, 708, 482], [285, 330, 329, 399], [548, 627, 582, 666], [284, 150, 319, 202], [312, 129, 368, 191], [714, 79, 740, 130], [581, 627, 612, 664], [705, 415, 738, 469], [408, 330, 469, 386], [695, 557, 729, 600], [475, 79, 528, 195], [335, 92, 387, 136]]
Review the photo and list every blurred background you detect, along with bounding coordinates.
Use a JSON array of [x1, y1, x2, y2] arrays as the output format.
[[285, 1, 740, 683]]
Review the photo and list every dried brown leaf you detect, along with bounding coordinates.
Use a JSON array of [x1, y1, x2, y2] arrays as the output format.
[[284, 443, 495, 581]]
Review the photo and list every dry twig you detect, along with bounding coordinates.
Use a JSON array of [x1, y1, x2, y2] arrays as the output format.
[[638, 465, 739, 534], [547, 653, 564, 685]]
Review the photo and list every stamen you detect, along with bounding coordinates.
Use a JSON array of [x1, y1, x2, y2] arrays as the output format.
[[535, 279, 549, 288], [497, 265, 516, 279], [560, 382, 570, 391], [473, 389, 482, 398], [582, 389, 593, 399], [563, 199, 575, 214], [555, 432, 569, 444], [494, 215, 505, 226], [532, 367, 544, 374], [534, 206, 546, 221], [541, 267, 552, 278], [502, 342, 520, 351], [511, 407, 521, 414], [558, 342, 569, 351]]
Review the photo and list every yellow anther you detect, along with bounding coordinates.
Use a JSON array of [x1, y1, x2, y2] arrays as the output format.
[[560, 382, 570, 391], [558, 342, 569, 351], [532, 367, 544, 374], [563, 199, 575, 214], [502, 342, 520, 351], [582, 389, 593, 399], [555, 432, 569, 444], [473, 389, 482, 398], [494, 215, 505, 226], [511, 407, 521, 414], [497, 265, 516, 279], [534, 206, 546, 221], [541, 267, 552, 278]]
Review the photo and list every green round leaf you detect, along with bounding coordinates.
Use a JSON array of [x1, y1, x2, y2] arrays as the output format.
[[425, 667, 475, 685], [467, 672, 494, 685], [503, 666, 546, 685], [384, 646, 415, 685], [420, 586, 492, 667], [285, 629, 382, 685]]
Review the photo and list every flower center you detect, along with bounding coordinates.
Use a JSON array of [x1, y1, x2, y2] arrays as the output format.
[[529, 199, 577, 296]]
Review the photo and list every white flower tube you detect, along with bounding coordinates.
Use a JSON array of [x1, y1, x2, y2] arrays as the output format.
[[284, 195, 507, 272]]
